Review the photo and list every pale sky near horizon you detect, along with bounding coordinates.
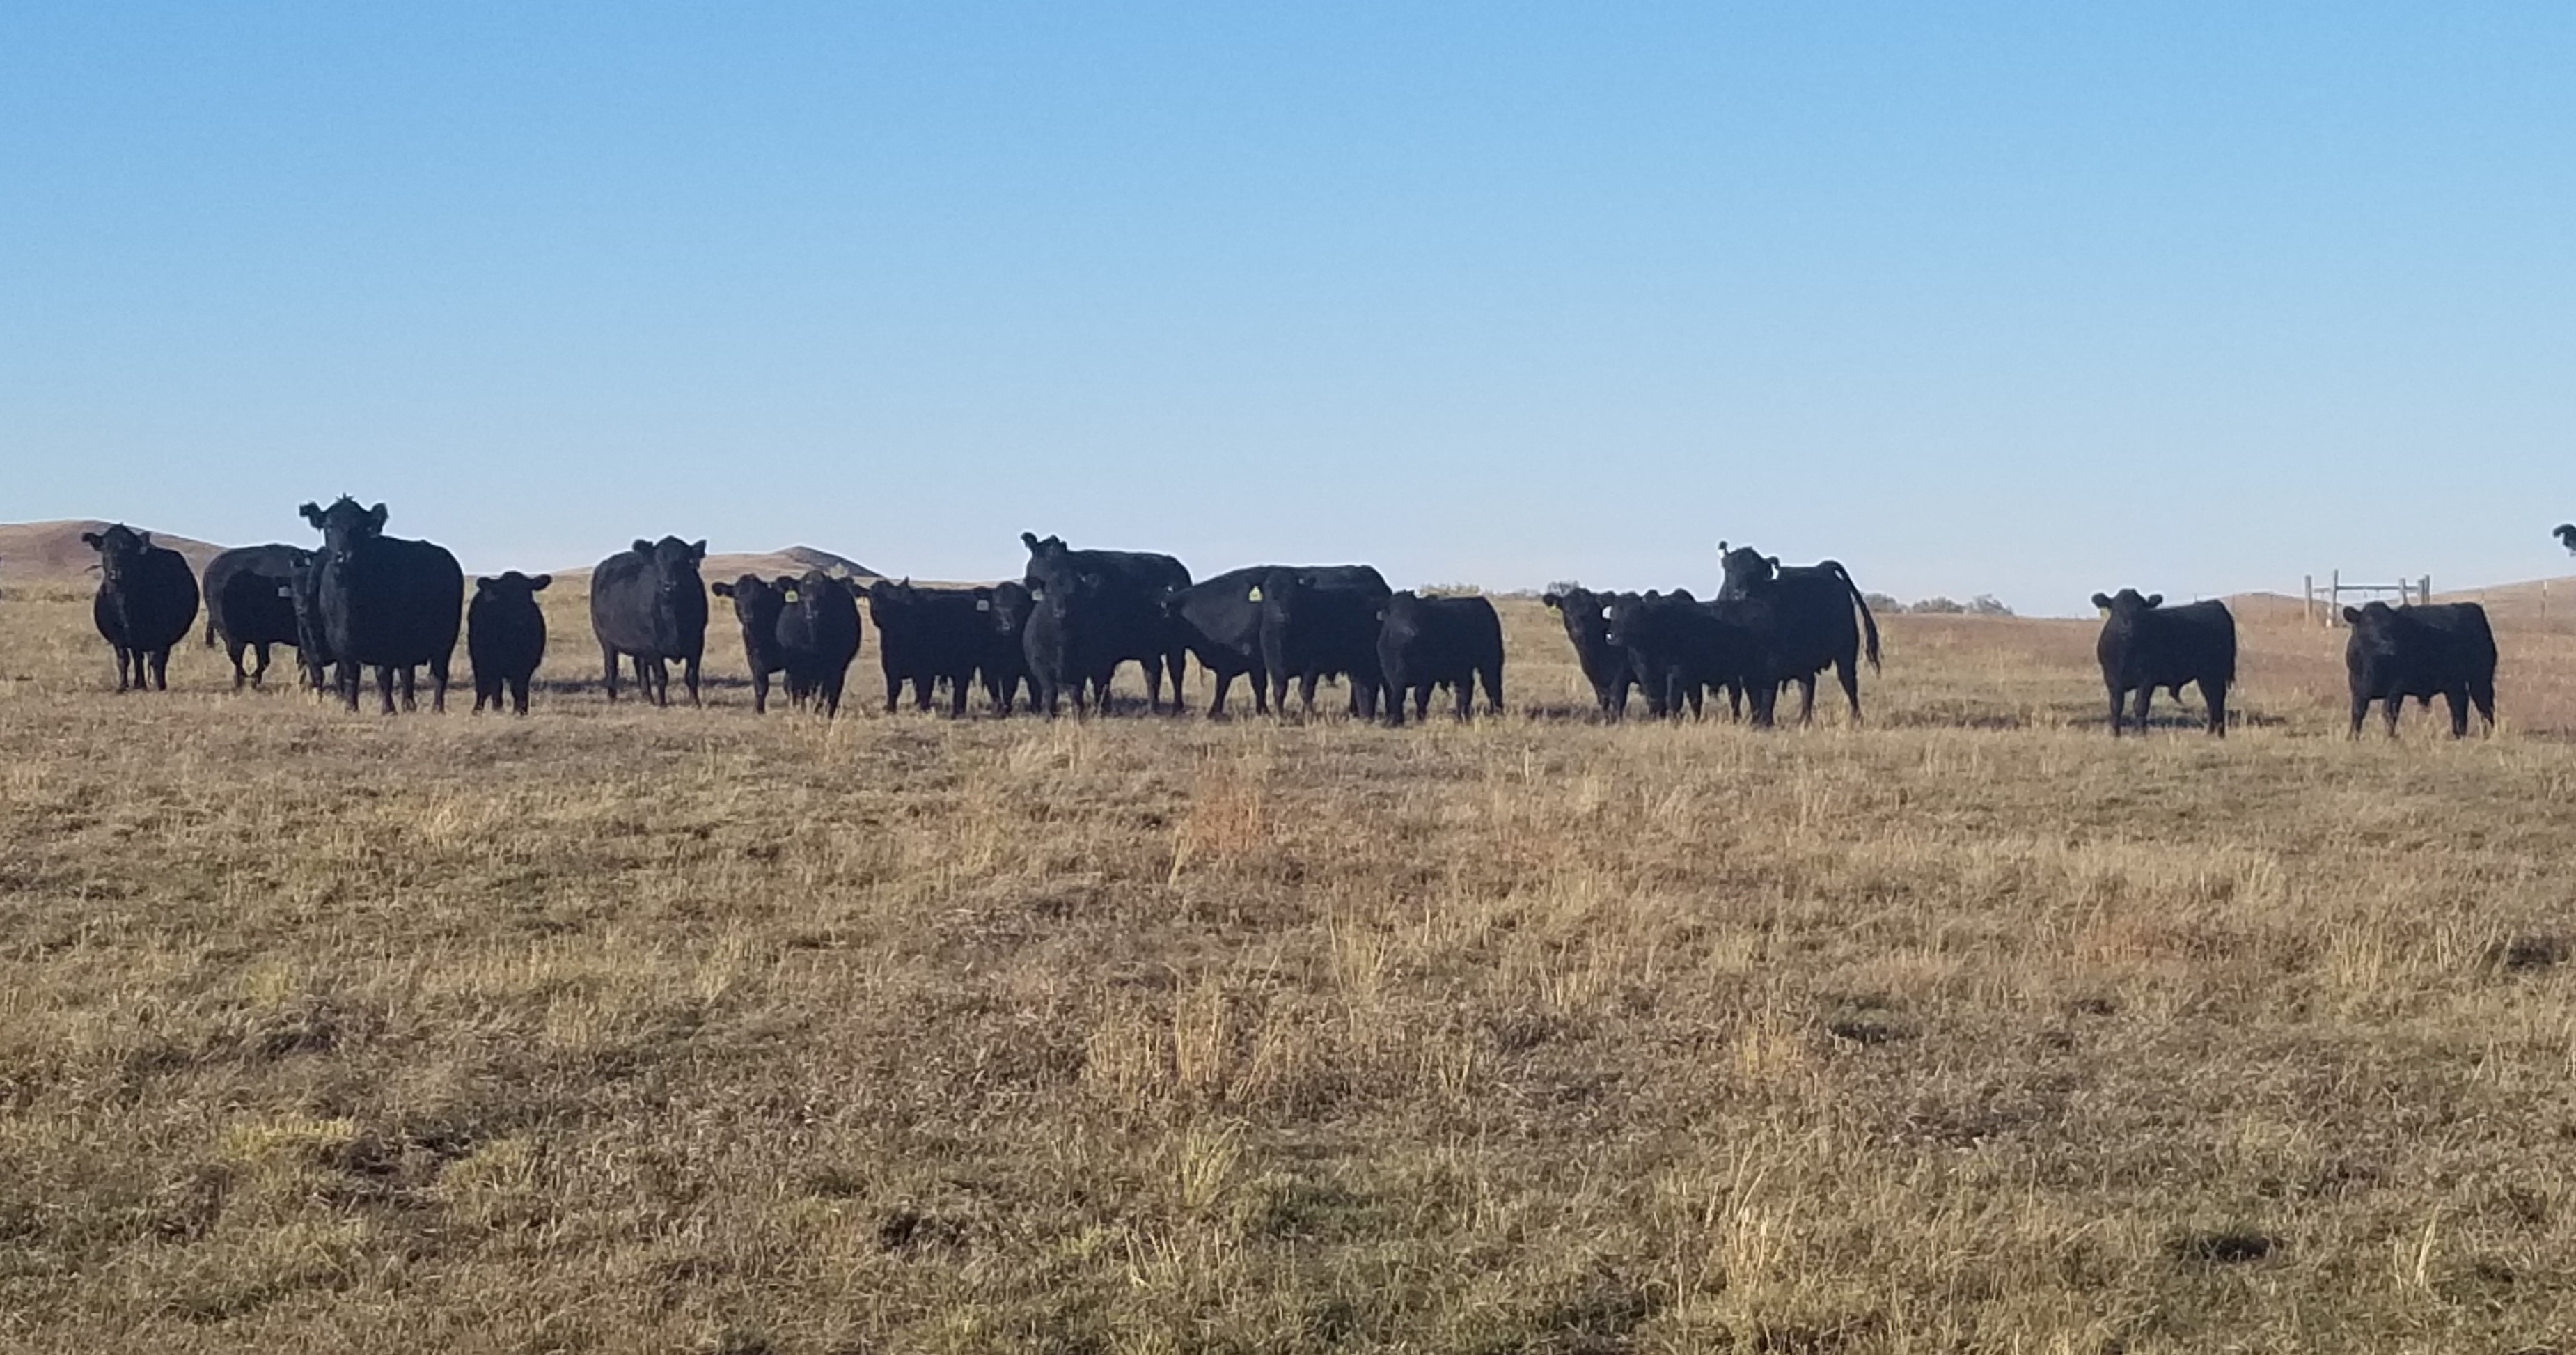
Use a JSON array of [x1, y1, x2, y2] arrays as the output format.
[[4, 6, 2571, 614]]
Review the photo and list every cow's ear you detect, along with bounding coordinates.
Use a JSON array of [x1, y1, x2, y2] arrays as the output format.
[[2341, 606, 2362, 624], [1020, 531, 1041, 552], [2145, 593, 2163, 609], [476, 576, 495, 592], [1541, 593, 1561, 609], [134, 531, 153, 547], [79, 531, 102, 548], [689, 540, 707, 561], [2090, 593, 2112, 610], [528, 574, 551, 591], [1717, 540, 1729, 554], [712, 581, 735, 597], [297, 502, 322, 527], [367, 503, 388, 530], [631, 538, 654, 556], [1765, 555, 1780, 569]]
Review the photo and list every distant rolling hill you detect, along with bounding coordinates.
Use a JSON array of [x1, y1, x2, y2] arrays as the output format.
[[0, 520, 227, 582], [0, 522, 883, 589]]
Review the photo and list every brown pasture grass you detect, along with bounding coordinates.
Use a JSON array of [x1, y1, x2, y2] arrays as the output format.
[[3, 579, 2575, 1352]]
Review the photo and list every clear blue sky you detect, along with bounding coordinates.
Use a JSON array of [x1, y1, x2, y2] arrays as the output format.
[[4, 5, 2570, 613]]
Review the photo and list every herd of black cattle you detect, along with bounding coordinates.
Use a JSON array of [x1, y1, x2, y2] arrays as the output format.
[[61, 498, 2535, 737]]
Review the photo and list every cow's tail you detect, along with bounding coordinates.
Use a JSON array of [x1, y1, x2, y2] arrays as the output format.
[[1823, 561, 1881, 672]]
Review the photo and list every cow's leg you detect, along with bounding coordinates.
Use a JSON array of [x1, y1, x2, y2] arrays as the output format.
[[682, 655, 701, 707], [2131, 685, 2153, 732], [429, 657, 448, 712], [253, 642, 274, 689], [372, 664, 395, 715], [111, 645, 129, 692], [146, 648, 168, 690], [601, 646, 622, 702], [2445, 687, 2471, 739], [2471, 678, 2497, 733], [1835, 657, 1861, 722], [228, 640, 249, 690], [2106, 683, 2127, 736], [1795, 675, 1818, 726], [1298, 673, 1320, 716], [2383, 697, 2402, 739], [2203, 680, 2227, 737], [753, 671, 770, 714], [399, 666, 418, 711], [948, 673, 969, 718], [913, 675, 934, 712], [512, 675, 531, 715]]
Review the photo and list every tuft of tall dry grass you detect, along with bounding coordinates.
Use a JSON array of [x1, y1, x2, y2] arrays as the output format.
[[1, 580, 2573, 1351]]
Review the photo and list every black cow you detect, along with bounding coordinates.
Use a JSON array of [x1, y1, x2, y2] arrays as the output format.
[[1161, 566, 1277, 717], [1261, 566, 1392, 719], [1377, 592, 1504, 725], [980, 581, 1036, 714], [296, 499, 464, 714], [285, 549, 335, 692], [1020, 532, 1191, 712], [83, 524, 199, 692], [201, 544, 304, 691], [1022, 570, 1114, 717], [1541, 586, 1641, 718], [469, 572, 551, 715], [712, 575, 794, 712], [2089, 590, 2233, 737], [1603, 590, 1767, 723], [590, 537, 708, 707], [2343, 601, 2497, 738], [778, 571, 863, 718], [2556, 524, 2575, 555], [1715, 543, 1883, 725], [868, 579, 987, 716]]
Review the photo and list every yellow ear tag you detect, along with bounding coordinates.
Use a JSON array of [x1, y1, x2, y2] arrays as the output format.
[[1247, 587, 1263, 602]]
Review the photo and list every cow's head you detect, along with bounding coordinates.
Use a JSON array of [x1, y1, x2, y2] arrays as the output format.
[[984, 581, 1033, 635], [476, 571, 551, 604], [79, 524, 152, 584], [865, 577, 918, 625], [2090, 589, 2162, 618], [299, 498, 387, 561], [712, 574, 787, 631], [1022, 535, 1085, 596], [1718, 543, 1780, 592], [631, 537, 707, 599]]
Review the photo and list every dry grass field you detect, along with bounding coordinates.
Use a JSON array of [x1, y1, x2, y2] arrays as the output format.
[[5, 574, 2576, 1353]]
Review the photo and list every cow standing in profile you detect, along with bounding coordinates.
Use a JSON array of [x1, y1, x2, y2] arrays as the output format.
[[2343, 601, 2497, 739], [1604, 589, 1766, 723], [2089, 590, 2234, 737], [297, 498, 464, 714], [1715, 543, 1882, 726], [200, 543, 305, 690], [590, 537, 709, 707], [1259, 565, 1391, 719], [84, 524, 200, 692], [469, 572, 551, 714]]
